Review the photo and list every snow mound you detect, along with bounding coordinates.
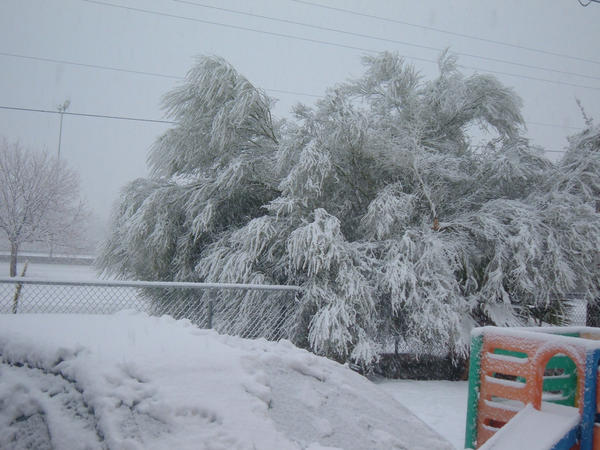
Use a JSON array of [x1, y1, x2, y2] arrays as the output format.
[[0, 312, 451, 450]]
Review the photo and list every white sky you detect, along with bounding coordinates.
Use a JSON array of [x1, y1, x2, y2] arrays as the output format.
[[1, 0, 599, 225]]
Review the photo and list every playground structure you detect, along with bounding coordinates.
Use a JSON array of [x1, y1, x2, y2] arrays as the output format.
[[465, 326, 600, 449]]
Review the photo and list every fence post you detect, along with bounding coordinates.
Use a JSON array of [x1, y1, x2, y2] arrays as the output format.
[[11, 261, 29, 314]]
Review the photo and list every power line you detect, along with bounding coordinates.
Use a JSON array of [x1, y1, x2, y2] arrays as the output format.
[[469, 65, 599, 91], [76, 0, 600, 92], [0, 105, 570, 154], [527, 121, 583, 131], [578, 0, 600, 6], [0, 51, 323, 98], [172, 0, 600, 82], [0, 52, 587, 132], [265, 88, 320, 98], [0, 105, 175, 124], [78, 0, 408, 60], [290, 0, 600, 66], [0, 51, 181, 81]]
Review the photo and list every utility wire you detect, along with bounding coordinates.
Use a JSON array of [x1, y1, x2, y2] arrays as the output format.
[[0, 105, 175, 124], [78, 0, 415, 61], [471, 66, 598, 90], [77, 0, 600, 91], [0, 51, 181, 80], [0, 105, 572, 153], [290, 0, 600, 66], [0, 52, 587, 132], [265, 88, 321, 98], [527, 121, 583, 131], [578, 0, 600, 6], [172, 0, 600, 82], [0, 51, 323, 98]]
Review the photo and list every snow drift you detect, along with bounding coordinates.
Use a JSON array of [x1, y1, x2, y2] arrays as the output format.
[[0, 312, 451, 449]]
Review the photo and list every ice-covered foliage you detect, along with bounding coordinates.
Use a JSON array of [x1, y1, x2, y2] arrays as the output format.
[[99, 53, 600, 365], [551, 122, 600, 307], [97, 56, 286, 327], [557, 123, 600, 204], [99, 57, 279, 279]]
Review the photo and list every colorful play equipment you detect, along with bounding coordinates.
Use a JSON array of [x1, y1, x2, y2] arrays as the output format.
[[465, 326, 600, 449]]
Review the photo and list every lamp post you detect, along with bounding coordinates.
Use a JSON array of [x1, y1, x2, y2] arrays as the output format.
[[50, 100, 70, 258], [57, 99, 70, 159]]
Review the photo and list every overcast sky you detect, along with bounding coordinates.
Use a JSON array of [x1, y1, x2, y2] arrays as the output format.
[[1, 0, 599, 227]]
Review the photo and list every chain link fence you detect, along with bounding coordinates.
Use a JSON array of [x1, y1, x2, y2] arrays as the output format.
[[0, 277, 302, 341], [0, 277, 593, 344], [565, 293, 588, 326]]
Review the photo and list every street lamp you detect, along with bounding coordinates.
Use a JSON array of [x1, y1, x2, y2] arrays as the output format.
[[57, 99, 70, 160], [50, 99, 70, 258]]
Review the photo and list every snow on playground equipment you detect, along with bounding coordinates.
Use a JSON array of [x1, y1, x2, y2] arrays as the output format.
[[464, 326, 600, 449]]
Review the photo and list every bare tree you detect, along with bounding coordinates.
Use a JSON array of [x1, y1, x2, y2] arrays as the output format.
[[0, 138, 87, 276]]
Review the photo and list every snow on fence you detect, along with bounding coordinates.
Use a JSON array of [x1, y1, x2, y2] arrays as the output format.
[[0, 277, 302, 341]]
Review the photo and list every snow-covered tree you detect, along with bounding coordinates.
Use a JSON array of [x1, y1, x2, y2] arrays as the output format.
[[99, 57, 279, 279], [99, 53, 600, 365], [97, 57, 288, 325], [555, 121, 600, 325], [0, 138, 88, 276], [557, 123, 600, 205]]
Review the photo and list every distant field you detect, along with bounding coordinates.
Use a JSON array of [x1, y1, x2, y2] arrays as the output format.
[[0, 261, 99, 280]]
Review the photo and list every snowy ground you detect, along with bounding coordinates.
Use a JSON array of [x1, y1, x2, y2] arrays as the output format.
[[0, 312, 454, 450], [0, 261, 98, 280], [378, 379, 467, 449], [0, 262, 470, 448]]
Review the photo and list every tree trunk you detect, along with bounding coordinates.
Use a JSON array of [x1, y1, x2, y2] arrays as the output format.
[[12, 261, 28, 314], [9, 242, 18, 277]]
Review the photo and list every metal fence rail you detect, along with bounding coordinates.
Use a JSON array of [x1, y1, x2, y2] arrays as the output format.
[[0, 277, 591, 346], [0, 277, 302, 341]]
